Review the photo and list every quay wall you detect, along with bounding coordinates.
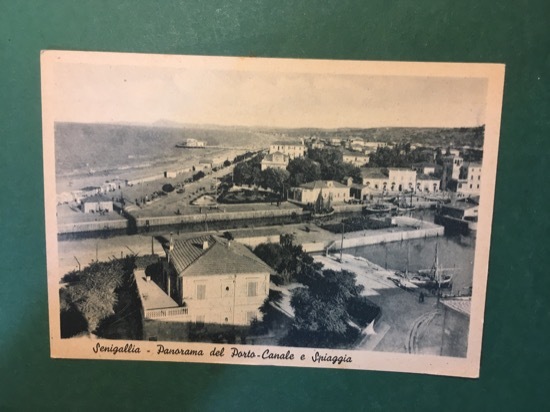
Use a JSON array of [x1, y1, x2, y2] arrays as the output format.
[[233, 217, 445, 254], [335, 225, 444, 251], [57, 219, 128, 235], [58, 206, 308, 236], [132, 208, 307, 229]]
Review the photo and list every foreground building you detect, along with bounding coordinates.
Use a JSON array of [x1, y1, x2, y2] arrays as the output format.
[[134, 235, 272, 329]]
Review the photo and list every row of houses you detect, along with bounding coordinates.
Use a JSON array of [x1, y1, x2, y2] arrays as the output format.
[[264, 140, 371, 170], [262, 140, 482, 199], [289, 160, 482, 204]]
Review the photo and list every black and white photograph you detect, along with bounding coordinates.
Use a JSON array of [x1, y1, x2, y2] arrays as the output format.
[[42, 51, 504, 376]]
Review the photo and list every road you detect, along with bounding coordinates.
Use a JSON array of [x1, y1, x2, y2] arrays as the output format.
[[314, 254, 446, 354]]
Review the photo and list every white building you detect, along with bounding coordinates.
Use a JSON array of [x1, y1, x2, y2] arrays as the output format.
[[457, 162, 482, 196], [360, 168, 390, 191], [81, 194, 113, 213], [359, 167, 417, 193], [416, 174, 441, 193], [180, 138, 206, 148], [134, 235, 273, 327], [260, 152, 290, 171], [345, 138, 365, 149], [342, 150, 370, 167], [412, 162, 439, 176], [269, 141, 305, 159], [290, 180, 350, 204], [363, 142, 387, 154]]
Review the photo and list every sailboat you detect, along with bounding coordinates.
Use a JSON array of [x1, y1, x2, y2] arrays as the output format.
[[395, 192, 416, 214], [363, 196, 393, 214], [396, 242, 454, 289], [311, 190, 335, 218]]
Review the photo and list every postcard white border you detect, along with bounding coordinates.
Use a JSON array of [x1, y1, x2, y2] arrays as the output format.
[[41, 50, 505, 378]]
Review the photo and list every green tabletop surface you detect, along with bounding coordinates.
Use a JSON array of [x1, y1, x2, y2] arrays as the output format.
[[1, 1, 548, 410]]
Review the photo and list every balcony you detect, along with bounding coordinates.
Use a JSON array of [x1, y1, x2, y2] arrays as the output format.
[[145, 307, 188, 319]]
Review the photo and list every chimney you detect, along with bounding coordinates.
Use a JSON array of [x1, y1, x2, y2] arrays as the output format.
[[202, 240, 209, 250]]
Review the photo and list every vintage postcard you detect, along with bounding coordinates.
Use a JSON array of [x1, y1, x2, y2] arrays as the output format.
[[41, 51, 504, 377]]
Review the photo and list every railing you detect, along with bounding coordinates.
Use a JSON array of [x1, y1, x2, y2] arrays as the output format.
[[145, 307, 188, 319]]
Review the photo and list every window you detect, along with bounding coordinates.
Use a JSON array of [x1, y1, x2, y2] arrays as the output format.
[[196, 315, 205, 326], [247, 281, 258, 297], [196, 284, 206, 300]]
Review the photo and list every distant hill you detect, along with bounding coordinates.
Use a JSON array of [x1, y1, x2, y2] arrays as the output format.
[[271, 126, 485, 148], [54, 122, 484, 175]]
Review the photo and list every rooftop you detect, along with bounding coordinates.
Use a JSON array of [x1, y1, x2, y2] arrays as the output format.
[[299, 180, 348, 190], [134, 269, 179, 311], [169, 235, 273, 277], [360, 168, 388, 179], [271, 140, 304, 146], [81, 194, 112, 203], [443, 200, 479, 210], [263, 152, 289, 161], [412, 162, 438, 168], [441, 297, 471, 317], [342, 149, 369, 157], [417, 173, 440, 180]]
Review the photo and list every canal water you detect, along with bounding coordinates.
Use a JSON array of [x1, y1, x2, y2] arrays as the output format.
[[346, 209, 475, 295]]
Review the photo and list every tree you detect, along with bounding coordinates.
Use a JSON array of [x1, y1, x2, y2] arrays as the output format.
[[307, 148, 361, 182], [287, 157, 321, 186], [253, 235, 321, 285], [283, 269, 368, 348], [162, 183, 175, 193], [193, 171, 205, 181], [233, 158, 262, 186], [260, 168, 289, 195], [60, 259, 132, 333]]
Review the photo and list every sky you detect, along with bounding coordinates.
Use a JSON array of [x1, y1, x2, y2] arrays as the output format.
[[50, 59, 488, 129]]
